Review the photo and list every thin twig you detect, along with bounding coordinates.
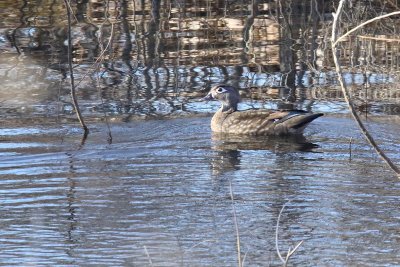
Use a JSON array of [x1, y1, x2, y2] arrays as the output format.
[[333, 10, 400, 46], [285, 240, 304, 263], [242, 250, 248, 267], [94, 22, 115, 144], [229, 180, 242, 267], [275, 200, 304, 267], [74, 22, 115, 89], [63, 0, 78, 23], [63, 0, 89, 136], [357, 35, 400, 43], [143, 246, 153, 267], [275, 201, 288, 264], [187, 239, 217, 251], [331, 0, 400, 177]]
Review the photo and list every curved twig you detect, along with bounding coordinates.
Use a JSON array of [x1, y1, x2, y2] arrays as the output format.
[[275, 201, 287, 264], [333, 10, 400, 46], [331, 0, 400, 177]]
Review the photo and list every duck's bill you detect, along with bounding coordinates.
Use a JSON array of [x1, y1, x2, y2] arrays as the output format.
[[201, 93, 214, 102]]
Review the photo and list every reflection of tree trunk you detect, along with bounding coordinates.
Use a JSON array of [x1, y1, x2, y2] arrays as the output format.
[[75, 0, 89, 22], [278, 0, 296, 93], [233, 66, 243, 89], [218, 65, 229, 83], [143, 67, 153, 99], [139, 0, 147, 65], [121, 0, 134, 116], [242, 0, 259, 64], [146, 0, 161, 68], [121, 0, 133, 67], [11, 0, 29, 54], [309, 0, 319, 70], [66, 152, 77, 256]]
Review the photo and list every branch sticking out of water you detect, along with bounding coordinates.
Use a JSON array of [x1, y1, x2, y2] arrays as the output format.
[[143, 246, 154, 267], [63, 0, 89, 137], [275, 200, 304, 267], [331, 0, 400, 178], [349, 137, 353, 161], [229, 181, 242, 267]]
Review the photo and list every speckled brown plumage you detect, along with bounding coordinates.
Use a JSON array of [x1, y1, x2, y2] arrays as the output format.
[[203, 85, 323, 136]]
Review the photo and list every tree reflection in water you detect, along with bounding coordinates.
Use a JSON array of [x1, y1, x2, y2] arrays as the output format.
[[1, 0, 400, 120]]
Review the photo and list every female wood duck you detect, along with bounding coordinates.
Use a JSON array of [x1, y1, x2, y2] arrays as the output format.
[[203, 84, 323, 135]]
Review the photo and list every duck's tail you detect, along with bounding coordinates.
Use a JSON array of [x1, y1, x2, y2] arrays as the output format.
[[275, 112, 324, 135]]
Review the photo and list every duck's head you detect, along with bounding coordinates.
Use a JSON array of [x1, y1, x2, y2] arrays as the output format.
[[203, 84, 240, 112]]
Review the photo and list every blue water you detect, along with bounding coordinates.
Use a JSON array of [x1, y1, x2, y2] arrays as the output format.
[[1, 115, 400, 266]]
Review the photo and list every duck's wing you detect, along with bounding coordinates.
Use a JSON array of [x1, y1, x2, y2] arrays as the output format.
[[221, 109, 276, 135], [223, 110, 323, 135]]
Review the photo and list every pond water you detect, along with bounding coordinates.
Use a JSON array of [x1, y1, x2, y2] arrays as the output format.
[[1, 115, 400, 266], [2, 0, 400, 266]]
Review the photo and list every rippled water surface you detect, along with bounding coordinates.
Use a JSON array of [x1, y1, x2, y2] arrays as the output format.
[[2, 0, 400, 265], [1, 115, 400, 266]]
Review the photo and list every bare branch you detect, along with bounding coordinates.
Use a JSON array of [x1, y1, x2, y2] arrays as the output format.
[[275, 201, 287, 264], [276, 200, 304, 266], [357, 35, 400, 43], [143, 246, 154, 267], [331, 0, 400, 177], [333, 10, 400, 46], [229, 181, 242, 267], [286, 240, 304, 262], [63, 0, 89, 136]]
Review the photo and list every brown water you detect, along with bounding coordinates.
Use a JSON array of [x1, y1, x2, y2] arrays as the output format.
[[1, 115, 400, 266]]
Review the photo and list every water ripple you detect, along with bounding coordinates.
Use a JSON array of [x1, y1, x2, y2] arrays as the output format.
[[1, 117, 400, 266]]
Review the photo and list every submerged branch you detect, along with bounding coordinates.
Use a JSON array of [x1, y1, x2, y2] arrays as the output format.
[[331, 0, 400, 177], [64, 0, 89, 136]]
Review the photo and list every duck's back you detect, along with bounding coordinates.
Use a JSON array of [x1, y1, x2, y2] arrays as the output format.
[[211, 109, 323, 135]]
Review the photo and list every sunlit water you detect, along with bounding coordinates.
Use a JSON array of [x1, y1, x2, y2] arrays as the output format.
[[1, 115, 400, 266]]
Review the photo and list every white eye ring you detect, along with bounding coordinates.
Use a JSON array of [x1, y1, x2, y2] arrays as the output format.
[[216, 87, 227, 93]]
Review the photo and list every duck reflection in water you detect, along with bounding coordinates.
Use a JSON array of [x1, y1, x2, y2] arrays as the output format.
[[210, 133, 319, 175]]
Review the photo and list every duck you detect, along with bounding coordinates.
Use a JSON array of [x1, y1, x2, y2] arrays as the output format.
[[202, 84, 323, 135]]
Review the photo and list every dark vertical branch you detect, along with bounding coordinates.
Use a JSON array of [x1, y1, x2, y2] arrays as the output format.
[[63, 0, 89, 137]]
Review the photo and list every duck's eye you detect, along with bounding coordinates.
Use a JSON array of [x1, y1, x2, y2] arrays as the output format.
[[216, 87, 227, 93]]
